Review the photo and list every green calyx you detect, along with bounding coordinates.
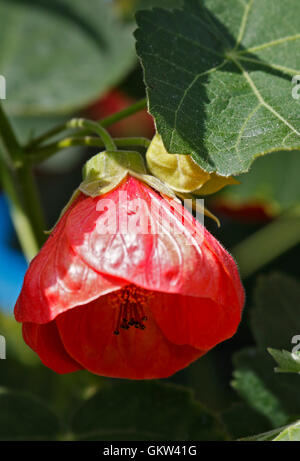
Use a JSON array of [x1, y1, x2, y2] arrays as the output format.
[[83, 150, 147, 181], [79, 150, 178, 199], [80, 150, 146, 197]]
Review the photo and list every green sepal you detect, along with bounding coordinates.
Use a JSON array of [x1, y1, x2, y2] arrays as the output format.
[[46, 151, 180, 235], [80, 150, 178, 199], [82, 150, 147, 182], [79, 173, 128, 197]]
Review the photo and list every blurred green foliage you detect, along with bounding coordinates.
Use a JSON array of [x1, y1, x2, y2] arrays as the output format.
[[0, 0, 299, 442]]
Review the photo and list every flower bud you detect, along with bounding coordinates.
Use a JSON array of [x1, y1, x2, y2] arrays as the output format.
[[146, 134, 239, 195]]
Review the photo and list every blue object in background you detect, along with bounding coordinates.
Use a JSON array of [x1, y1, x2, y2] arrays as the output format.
[[0, 194, 27, 313]]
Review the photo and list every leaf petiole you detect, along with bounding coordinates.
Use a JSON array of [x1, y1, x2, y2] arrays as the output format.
[[26, 136, 151, 164], [231, 205, 300, 279], [24, 98, 148, 150], [0, 103, 46, 260]]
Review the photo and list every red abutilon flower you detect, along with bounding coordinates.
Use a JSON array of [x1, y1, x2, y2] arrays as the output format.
[[14, 150, 245, 379]]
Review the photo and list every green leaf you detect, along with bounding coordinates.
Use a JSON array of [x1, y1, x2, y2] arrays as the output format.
[[272, 420, 300, 441], [268, 348, 300, 374], [135, 0, 300, 175], [232, 350, 290, 428], [240, 420, 300, 441], [0, 388, 60, 440], [219, 150, 300, 214], [233, 347, 300, 426], [0, 0, 135, 117], [71, 381, 225, 441], [251, 273, 300, 350]]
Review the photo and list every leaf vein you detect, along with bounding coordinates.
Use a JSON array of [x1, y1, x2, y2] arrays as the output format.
[[235, 103, 261, 156], [233, 58, 300, 138], [234, 0, 254, 50], [169, 61, 228, 150], [238, 34, 300, 55], [237, 55, 300, 76]]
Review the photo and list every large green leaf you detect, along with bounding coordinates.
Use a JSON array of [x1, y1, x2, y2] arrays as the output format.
[[0, 0, 135, 116], [0, 388, 60, 440], [71, 381, 225, 441], [135, 0, 300, 175]]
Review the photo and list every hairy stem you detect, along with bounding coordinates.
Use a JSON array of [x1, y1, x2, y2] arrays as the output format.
[[0, 103, 45, 259], [0, 159, 40, 260], [100, 97, 147, 127], [26, 136, 151, 164], [231, 206, 300, 279], [67, 118, 116, 150], [25, 97, 148, 150]]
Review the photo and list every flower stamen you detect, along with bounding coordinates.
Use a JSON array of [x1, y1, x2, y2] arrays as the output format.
[[111, 285, 152, 335]]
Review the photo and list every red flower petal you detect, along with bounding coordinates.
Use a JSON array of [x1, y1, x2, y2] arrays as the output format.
[[65, 177, 242, 307], [200, 227, 245, 310], [23, 321, 82, 373], [15, 194, 126, 324], [150, 291, 242, 351], [55, 291, 203, 379], [15, 174, 245, 379]]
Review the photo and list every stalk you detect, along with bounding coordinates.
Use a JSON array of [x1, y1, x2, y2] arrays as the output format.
[[232, 206, 300, 278], [0, 103, 45, 259]]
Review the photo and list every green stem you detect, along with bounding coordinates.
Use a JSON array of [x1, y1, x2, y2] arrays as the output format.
[[0, 158, 40, 260], [112, 136, 150, 149], [26, 136, 151, 164], [67, 118, 116, 150], [16, 166, 46, 246], [0, 103, 45, 259], [231, 205, 300, 279], [25, 121, 68, 150], [25, 97, 148, 150], [100, 97, 147, 127], [0, 104, 23, 167]]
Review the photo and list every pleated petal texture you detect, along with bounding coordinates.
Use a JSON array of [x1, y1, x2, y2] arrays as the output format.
[[64, 177, 244, 306], [15, 194, 126, 324], [15, 175, 245, 379]]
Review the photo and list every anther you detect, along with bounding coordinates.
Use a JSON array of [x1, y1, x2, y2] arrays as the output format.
[[112, 285, 150, 335]]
